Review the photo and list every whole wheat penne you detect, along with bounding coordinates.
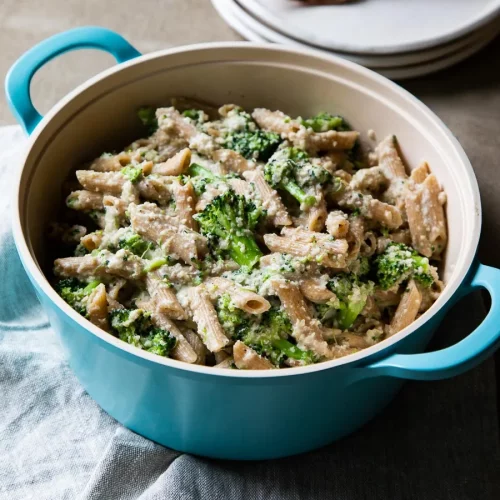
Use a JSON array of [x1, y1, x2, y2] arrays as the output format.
[[299, 279, 336, 304], [350, 166, 388, 192], [204, 277, 271, 314], [145, 272, 186, 320], [137, 176, 171, 205], [90, 152, 131, 172], [152, 148, 191, 176], [102, 195, 128, 217], [264, 233, 347, 269], [171, 180, 197, 230], [121, 180, 140, 205], [80, 231, 103, 251], [135, 300, 197, 364], [233, 341, 274, 370], [214, 356, 235, 369], [227, 178, 250, 196], [157, 107, 198, 139], [129, 203, 205, 263], [86, 284, 110, 331], [410, 161, 430, 183], [66, 190, 104, 211], [387, 280, 421, 336], [346, 215, 364, 261], [76, 170, 125, 194], [212, 149, 254, 174], [270, 279, 332, 359], [214, 350, 230, 364], [188, 287, 230, 352], [337, 189, 403, 229], [300, 129, 359, 152], [326, 210, 349, 238], [405, 189, 432, 257], [376, 135, 407, 179], [422, 174, 447, 256], [307, 200, 328, 232], [54, 251, 144, 280], [182, 328, 207, 365], [251, 108, 300, 136], [339, 332, 370, 349], [243, 170, 292, 226], [360, 231, 377, 257]]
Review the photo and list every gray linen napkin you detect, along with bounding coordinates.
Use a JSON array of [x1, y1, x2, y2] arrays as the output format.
[[0, 125, 499, 500]]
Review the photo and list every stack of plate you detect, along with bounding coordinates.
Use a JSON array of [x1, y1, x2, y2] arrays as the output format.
[[212, 0, 500, 79]]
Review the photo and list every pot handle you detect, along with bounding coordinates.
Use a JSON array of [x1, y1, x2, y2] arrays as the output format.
[[5, 26, 141, 135], [361, 261, 500, 381]]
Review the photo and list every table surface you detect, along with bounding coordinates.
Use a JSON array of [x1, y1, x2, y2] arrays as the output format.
[[1, 0, 499, 429]]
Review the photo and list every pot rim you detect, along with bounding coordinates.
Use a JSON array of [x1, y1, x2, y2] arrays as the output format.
[[12, 41, 482, 379]]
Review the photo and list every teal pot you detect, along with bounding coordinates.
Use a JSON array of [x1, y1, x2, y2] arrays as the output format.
[[6, 27, 500, 460]]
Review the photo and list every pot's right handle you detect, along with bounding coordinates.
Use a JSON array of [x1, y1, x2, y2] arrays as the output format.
[[5, 26, 141, 135], [361, 262, 500, 381]]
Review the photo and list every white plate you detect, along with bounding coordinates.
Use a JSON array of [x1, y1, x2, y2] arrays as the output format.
[[212, 0, 266, 42], [240, 0, 500, 54], [232, 0, 500, 68], [212, 0, 499, 80]]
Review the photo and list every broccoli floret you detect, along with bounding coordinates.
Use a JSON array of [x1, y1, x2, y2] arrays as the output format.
[[194, 190, 264, 268], [374, 243, 434, 290], [351, 256, 371, 277], [224, 129, 282, 162], [215, 293, 253, 339], [138, 107, 158, 135], [118, 233, 152, 257], [55, 278, 100, 316], [182, 109, 207, 125], [245, 307, 315, 366], [264, 147, 330, 207], [110, 308, 176, 357], [300, 112, 350, 132], [215, 296, 315, 366], [121, 166, 142, 183], [186, 163, 240, 196], [328, 273, 374, 329], [142, 327, 177, 356], [74, 243, 89, 257]]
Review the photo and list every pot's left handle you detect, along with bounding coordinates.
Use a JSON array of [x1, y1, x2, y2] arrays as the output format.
[[5, 26, 141, 135]]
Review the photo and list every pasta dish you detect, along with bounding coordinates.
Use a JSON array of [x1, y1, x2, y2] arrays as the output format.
[[51, 100, 447, 369]]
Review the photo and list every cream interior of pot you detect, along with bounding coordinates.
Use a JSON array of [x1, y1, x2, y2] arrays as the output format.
[[19, 45, 480, 306]]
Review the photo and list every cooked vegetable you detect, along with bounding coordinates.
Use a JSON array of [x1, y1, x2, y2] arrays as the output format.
[[300, 111, 350, 132], [328, 273, 374, 329], [194, 190, 264, 268], [215, 296, 315, 366], [374, 242, 434, 290], [138, 107, 158, 134], [118, 233, 152, 257], [110, 308, 176, 356], [56, 278, 100, 316], [121, 166, 142, 183], [264, 147, 330, 207]]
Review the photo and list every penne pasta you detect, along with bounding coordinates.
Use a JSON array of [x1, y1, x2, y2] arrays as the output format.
[[243, 170, 292, 226], [187, 287, 230, 353], [152, 148, 191, 176], [387, 280, 422, 336], [233, 341, 274, 370], [204, 277, 271, 314], [86, 284, 109, 331], [270, 279, 332, 359]]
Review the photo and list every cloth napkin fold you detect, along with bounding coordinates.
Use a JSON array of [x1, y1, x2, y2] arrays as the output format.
[[0, 125, 499, 500]]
